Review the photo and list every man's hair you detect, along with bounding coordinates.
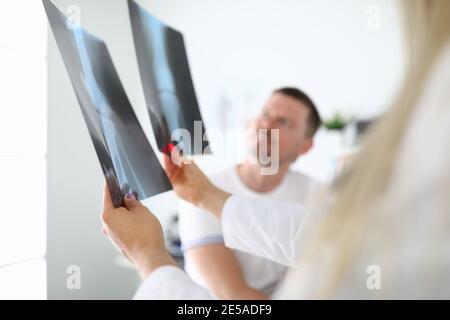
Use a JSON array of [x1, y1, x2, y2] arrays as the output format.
[[273, 87, 321, 137]]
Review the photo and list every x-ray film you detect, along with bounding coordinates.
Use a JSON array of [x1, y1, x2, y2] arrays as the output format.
[[43, 0, 172, 207], [128, 0, 210, 155]]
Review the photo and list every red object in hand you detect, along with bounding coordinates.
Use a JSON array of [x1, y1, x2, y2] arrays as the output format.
[[162, 143, 176, 155]]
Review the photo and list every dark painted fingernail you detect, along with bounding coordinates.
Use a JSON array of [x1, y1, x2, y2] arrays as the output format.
[[126, 192, 135, 200]]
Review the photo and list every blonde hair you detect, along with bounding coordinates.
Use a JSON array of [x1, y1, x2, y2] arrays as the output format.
[[303, 0, 450, 298]]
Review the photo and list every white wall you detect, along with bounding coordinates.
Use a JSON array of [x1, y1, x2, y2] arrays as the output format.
[[139, 0, 406, 182], [0, 1, 47, 299], [47, 0, 406, 298]]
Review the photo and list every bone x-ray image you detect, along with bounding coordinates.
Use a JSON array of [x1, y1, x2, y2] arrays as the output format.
[[43, 0, 172, 207], [128, 0, 210, 155]]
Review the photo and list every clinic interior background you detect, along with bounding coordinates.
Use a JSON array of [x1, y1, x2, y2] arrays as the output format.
[[0, 0, 405, 299]]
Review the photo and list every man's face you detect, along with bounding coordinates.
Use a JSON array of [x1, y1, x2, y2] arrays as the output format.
[[249, 93, 313, 165]]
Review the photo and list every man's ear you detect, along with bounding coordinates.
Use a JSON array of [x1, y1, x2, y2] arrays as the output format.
[[297, 138, 313, 157]]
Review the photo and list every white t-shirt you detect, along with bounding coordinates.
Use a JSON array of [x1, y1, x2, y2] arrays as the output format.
[[178, 166, 320, 296]]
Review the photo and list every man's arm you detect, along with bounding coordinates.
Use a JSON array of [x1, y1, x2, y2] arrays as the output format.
[[164, 152, 308, 266], [187, 243, 268, 300], [133, 266, 213, 300]]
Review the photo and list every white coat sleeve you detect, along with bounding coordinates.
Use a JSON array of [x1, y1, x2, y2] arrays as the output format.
[[221, 195, 306, 267], [133, 266, 213, 300]]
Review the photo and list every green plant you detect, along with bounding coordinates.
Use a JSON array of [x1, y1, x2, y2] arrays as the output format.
[[323, 112, 348, 130]]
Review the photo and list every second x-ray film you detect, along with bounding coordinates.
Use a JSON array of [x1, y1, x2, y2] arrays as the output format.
[[43, 0, 172, 207], [128, 0, 210, 155]]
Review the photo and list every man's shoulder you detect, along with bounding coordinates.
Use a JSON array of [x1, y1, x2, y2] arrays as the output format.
[[178, 198, 224, 245], [178, 166, 237, 220]]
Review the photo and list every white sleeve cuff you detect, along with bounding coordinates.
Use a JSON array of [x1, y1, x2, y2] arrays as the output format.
[[221, 195, 247, 250], [133, 265, 213, 300], [221, 194, 303, 267]]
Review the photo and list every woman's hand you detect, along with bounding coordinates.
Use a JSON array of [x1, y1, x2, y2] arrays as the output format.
[[163, 149, 232, 218], [101, 183, 176, 279]]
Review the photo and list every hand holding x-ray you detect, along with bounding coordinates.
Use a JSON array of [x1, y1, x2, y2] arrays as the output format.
[[163, 149, 231, 217], [101, 183, 176, 279]]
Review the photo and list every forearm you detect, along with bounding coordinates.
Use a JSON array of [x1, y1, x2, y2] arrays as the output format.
[[134, 266, 213, 300], [187, 245, 267, 301], [132, 248, 177, 279], [197, 184, 231, 219], [206, 277, 269, 300], [218, 286, 269, 300]]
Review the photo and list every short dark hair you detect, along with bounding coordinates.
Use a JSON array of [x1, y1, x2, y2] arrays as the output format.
[[273, 87, 321, 137]]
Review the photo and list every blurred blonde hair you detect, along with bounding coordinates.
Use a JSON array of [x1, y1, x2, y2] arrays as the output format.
[[304, 0, 450, 298]]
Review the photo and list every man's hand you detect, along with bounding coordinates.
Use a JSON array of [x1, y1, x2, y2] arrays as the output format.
[[163, 149, 232, 218], [101, 183, 176, 279], [163, 149, 212, 206]]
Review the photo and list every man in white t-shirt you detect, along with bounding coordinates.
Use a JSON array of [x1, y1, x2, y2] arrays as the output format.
[[178, 87, 322, 299]]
